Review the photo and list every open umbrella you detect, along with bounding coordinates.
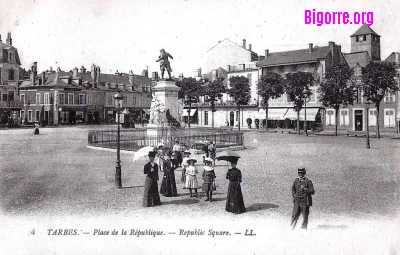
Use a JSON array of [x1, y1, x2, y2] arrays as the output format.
[[216, 150, 241, 163], [133, 146, 156, 162]]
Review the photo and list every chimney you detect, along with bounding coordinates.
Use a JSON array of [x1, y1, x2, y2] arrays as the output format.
[[243, 39, 246, 49], [115, 70, 120, 75], [329, 41, 336, 63], [198, 68, 202, 77], [6, 32, 12, 46], [249, 44, 252, 52], [141, 69, 148, 77], [179, 74, 184, 81], [96, 66, 100, 84], [211, 70, 217, 81], [91, 64, 97, 81], [308, 43, 313, 53], [41, 72, 46, 85], [226, 65, 231, 72], [338, 45, 342, 53], [265, 49, 269, 57], [80, 66, 86, 74], [31, 62, 37, 85], [49, 66, 53, 73], [0, 34, 2, 42], [129, 70, 134, 85], [73, 67, 78, 78]]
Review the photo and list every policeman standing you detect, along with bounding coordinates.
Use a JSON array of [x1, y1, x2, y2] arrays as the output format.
[[291, 167, 315, 229]]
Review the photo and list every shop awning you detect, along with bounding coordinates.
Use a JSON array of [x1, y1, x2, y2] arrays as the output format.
[[283, 108, 320, 121], [259, 108, 288, 120], [182, 109, 197, 117]]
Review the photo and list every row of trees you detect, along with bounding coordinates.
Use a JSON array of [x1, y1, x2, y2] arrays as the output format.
[[175, 62, 398, 137]]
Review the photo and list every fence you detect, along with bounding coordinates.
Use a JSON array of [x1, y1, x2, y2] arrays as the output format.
[[88, 127, 244, 151]]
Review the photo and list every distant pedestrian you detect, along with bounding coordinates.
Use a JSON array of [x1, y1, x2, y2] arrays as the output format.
[[208, 142, 216, 165], [160, 151, 178, 197], [33, 122, 40, 135], [143, 151, 161, 207], [291, 167, 315, 229], [202, 157, 216, 202], [172, 140, 182, 168], [202, 141, 209, 157], [185, 158, 199, 197], [225, 158, 246, 214]]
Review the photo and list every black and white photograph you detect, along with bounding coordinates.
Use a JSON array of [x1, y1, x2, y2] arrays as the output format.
[[1, 0, 400, 254]]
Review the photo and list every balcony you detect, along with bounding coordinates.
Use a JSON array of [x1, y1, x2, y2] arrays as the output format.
[[0, 100, 24, 109]]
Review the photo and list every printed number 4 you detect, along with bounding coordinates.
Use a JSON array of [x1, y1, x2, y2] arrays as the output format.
[[29, 229, 36, 235]]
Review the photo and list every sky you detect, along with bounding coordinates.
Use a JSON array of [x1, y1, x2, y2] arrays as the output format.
[[0, 0, 399, 77]]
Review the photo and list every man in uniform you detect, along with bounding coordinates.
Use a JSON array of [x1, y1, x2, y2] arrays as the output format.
[[291, 167, 315, 229], [156, 48, 173, 80]]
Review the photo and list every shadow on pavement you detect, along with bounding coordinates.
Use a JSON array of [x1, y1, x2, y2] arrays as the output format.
[[120, 186, 144, 189], [246, 203, 279, 212], [317, 225, 348, 229], [163, 199, 200, 205]]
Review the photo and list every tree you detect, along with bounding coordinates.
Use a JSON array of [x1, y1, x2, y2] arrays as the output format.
[[176, 77, 202, 128], [319, 64, 356, 136], [202, 79, 226, 128], [228, 76, 251, 131], [361, 62, 398, 138], [284, 72, 314, 135], [257, 72, 284, 132]]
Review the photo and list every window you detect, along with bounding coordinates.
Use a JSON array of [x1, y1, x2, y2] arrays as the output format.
[[2, 93, 7, 101], [68, 93, 74, 105], [369, 109, 377, 127], [123, 96, 127, 106], [28, 110, 32, 122], [356, 87, 363, 103], [108, 95, 112, 105], [132, 96, 137, 105], [278, 66, 284, 73], [384, 91, 395, 102], [8, 91, 14, 101], [236, 110, 239, 121], [86, 95, 91, 105], [44, 93, 49, 104], [9, 52, 15, 61], [204, 111, 208, 125], [340, 109, 349, 126], [326, 109, 335, 126], [247, 73, 252, 85], [356, 35, 366, 42], [20, 94, 25, 104], [384, 109, 395, 127], [8, 69, 15, 80], [36, 93, 41, 104], [59, 94, 65, 104], [20, 110, 25, 120], [36, 111, 40, 122], [78, 94, 85, 105]]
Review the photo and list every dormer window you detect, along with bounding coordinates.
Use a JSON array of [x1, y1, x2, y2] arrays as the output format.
[[373, 35, 379, 42], [9, 52, 15, 61]]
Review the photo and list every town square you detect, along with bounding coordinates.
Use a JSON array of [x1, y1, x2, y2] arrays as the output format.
[[1, 0, 400, 254]]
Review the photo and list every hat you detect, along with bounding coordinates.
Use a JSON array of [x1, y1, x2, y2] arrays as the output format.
[[204, 157, 213, 163], [148, 151, 156, 157], [298, 167, 306, 173], [158, 144, 164, 148], [183, 150, 191, 154], [187, 158, 197, 163]]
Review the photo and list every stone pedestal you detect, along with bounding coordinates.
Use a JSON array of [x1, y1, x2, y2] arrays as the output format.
[[146, 124, 163, 147], [152, 80, 181, 121]]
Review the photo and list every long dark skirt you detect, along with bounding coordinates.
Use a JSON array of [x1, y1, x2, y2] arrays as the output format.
[[181, 168, 186, 183], [225, 182, 246, 214], [160, 170, 178, 197], [143, 176, 161, 207]]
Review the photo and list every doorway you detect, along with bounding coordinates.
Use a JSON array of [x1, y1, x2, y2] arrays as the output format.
[[229, 111, 234, 126], [354, 110, 363, 131]]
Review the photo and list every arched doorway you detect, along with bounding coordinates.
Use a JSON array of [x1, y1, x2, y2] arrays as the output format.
[[229, 111, 234, 126]]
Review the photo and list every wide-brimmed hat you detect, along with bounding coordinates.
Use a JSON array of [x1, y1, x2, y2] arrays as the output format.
[[183, 150, 191, 155], [187, 158, 197, 163], [148, 151, 156, 157], [204, 157, 213, 163], [298, 167, 306, 173]]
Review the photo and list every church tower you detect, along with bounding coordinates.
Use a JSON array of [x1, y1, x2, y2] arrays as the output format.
[[350, 24, 381, 61]]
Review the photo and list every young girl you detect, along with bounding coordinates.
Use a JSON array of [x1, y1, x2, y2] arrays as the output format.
[[185, 158, 199, 197], [202, 157, 216, 202], [181, 150, 191, 183]]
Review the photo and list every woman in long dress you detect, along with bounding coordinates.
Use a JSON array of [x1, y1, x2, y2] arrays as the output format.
[[225, 159, 246, 214], [143, 151, 161, 207], [160, 151, 178, 197]]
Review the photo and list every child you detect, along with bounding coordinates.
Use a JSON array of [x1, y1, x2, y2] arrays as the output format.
[[202, 157, 216, 202], [185, 158, 199, 197], [181, 150, 191, 183]]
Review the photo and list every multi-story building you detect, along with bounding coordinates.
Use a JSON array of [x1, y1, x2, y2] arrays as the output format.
[[19, 63, 152, 126], [384, 52, 400, 133], [0, 32, 23, 126]]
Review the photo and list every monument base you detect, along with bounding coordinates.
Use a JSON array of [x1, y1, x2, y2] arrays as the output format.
[[146, 124, 164, 147]]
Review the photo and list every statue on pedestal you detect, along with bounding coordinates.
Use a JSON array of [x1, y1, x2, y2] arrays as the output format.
[[156, 49, 173, 80], [149, 97, 166, 125]]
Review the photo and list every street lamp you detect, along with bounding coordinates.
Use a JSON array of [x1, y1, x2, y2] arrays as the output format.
[[114, 92, 124, 188], [365, 101, 371, 149], [303, 88, 309, 136]]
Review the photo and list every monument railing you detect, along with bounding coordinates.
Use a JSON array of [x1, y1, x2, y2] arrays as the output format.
[[88, 128, 244, 151]]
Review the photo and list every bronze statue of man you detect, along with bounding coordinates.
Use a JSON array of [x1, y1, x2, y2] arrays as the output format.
[[156, 49, 173, 80]]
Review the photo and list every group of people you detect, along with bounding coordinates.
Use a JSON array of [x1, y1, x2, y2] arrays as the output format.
[[142, 140, 247, 215], [142, 141, 315, 228]]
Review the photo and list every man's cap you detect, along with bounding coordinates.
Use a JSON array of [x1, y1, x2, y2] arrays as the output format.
[[298, 167, 306, 173]]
